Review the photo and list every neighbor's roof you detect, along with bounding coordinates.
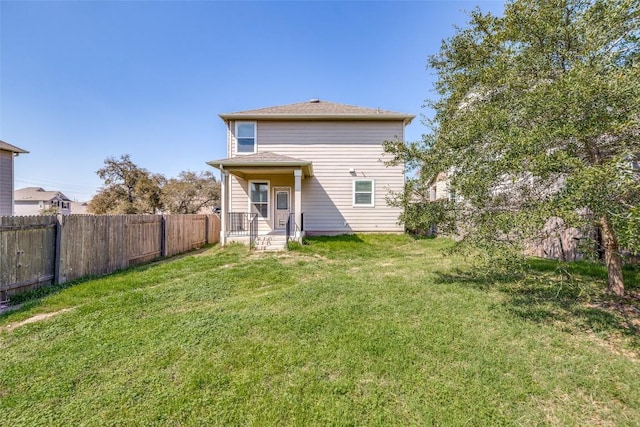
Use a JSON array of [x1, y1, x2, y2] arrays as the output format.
[[0, 140, 29, 154], [219, 100, 415, 124], [208, 151, 311, 166], [15, 187, 72, 202], [207, 152, 314, 177], [70, 201, 89, 214]]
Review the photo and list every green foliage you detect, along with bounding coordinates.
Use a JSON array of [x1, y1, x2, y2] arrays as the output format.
[[386, 0, 640, 292], [38, 206, 60, 215], [89, 154, 165, 214], [161, 170, 220, 214], [286, 240, 304, 251], [89, 155, 221, 215]]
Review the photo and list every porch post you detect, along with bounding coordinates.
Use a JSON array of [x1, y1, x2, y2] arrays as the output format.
[[294, 169, 302, 239], [220, 169, 228, 246]]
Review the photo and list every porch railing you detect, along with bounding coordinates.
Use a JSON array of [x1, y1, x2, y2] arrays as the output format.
[[227, 212, 258, 248], [227, 212, 254, 236], [286, 212, 304, 246]]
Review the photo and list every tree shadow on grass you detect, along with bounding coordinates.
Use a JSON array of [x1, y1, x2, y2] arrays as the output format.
[[433, 258, 640, 349]]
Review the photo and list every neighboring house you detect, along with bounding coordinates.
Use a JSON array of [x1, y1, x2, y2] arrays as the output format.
[[0, 140, 29, 216], [70, 201, 90, 214], [428, 171, 452, 201], [14, 187, 72, 215], [207, 99, 414, 247]]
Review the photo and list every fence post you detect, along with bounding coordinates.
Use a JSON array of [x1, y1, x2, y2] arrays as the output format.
[[160, 215, 166, 257], [124, 215, 130, 267], [205, 215, 210, 245], [54, 214, 63, 284]]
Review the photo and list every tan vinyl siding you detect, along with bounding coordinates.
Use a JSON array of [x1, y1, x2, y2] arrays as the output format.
[[0, 151, 14, 216], [228, 121, 405, 234]]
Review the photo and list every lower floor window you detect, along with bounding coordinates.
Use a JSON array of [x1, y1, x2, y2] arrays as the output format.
[[250, 182, 269, 217], [353, 179, 374, 207]]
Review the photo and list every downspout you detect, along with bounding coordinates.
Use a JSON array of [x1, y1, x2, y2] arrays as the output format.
[[294, 169, 302, 240], [11, 153, 16, 215], [220, 165, 227, 246]]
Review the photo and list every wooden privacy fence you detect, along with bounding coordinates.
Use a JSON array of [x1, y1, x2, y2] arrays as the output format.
[[0, 216, 57, 297], [0, 214, 220, 298], [527, 217, 585, 261]]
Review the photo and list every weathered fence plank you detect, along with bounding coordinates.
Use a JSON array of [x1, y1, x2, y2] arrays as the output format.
[[164, 215, 207, 257], [208, 214, 221, 245], [127, 215, 163, 265], [527, 217, 585, 261], [1, 213, 221, 295], [58, 215, 128, 283], [0, 216, 57, 298]]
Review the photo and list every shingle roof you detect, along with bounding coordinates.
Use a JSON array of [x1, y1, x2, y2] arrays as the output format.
[[207, 152, 311, 166], [15, 187, 71, 202], [219, 100, 414, 123], [0, 140, 29, 154], [207, 152, 314, 177]]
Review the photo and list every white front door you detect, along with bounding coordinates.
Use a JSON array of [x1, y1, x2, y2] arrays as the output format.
[[273, 187, 291, 230]]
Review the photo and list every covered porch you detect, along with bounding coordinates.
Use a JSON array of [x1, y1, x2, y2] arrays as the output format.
[[207, 152, 313, 248]]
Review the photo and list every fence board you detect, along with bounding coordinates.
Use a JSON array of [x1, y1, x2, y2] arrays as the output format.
[[127, 215, 163, 265], [1, 213, 221, 295], [0, 216, 57, 297], [527, 217, 584, 261], [58, 215, 128, 283], [164, 215, 207, 257], [207, 214, 221, 245]]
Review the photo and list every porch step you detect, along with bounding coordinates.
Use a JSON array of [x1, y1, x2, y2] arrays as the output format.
[[254, 236, 287, 251]]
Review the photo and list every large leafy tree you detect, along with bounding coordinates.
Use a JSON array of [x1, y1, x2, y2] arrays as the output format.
[[89, 154, 165, 214], [385, 0, 639, 295], [89, 155, 220, 216], [161, 171, 220, 214]]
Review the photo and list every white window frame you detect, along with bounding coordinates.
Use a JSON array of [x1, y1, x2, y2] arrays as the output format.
[[235, 121, 257, 155], [353, 179, 375, 207], [248, 179, 270, 219]]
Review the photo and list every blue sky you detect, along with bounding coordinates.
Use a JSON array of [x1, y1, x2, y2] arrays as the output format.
[[1, 0, 505, 201]]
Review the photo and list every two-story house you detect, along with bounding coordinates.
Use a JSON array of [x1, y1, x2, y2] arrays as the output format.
[[14, 187, 72, 215], [207, 100, 414, 248], [0, 140, 29, 216]]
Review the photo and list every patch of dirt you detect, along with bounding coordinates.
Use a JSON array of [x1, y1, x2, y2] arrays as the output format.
[[582, 294, 640, 361], [3, 308, 73, 332], [588, 296, 640, 333], [270, 253, 329, 264], [585, 330, 639, 361]]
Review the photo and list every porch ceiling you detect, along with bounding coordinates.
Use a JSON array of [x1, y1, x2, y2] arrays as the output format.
[[207, 152, 313, 178], [223, 165, 313, 179]]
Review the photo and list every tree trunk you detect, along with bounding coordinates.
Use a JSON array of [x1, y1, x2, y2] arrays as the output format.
[[600, 215, 625, 296]]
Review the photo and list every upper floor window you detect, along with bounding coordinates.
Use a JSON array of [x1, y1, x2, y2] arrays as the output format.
[[236, 121, 256, 154], [353, 179, 375, 207]]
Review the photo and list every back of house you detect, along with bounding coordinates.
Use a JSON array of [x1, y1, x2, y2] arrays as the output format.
[[208, 99, 414, 244]]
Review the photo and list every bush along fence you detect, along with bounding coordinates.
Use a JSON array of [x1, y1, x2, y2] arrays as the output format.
[[0, 214, 220, 299]]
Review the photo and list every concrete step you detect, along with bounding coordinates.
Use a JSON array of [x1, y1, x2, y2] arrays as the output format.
[[254, 236, 287, 251]]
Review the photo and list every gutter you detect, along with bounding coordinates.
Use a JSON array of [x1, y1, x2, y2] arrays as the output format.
[[218, 114, 416, 123]]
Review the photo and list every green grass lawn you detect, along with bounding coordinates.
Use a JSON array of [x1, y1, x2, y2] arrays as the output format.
[[1, 234, 639, 426]]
